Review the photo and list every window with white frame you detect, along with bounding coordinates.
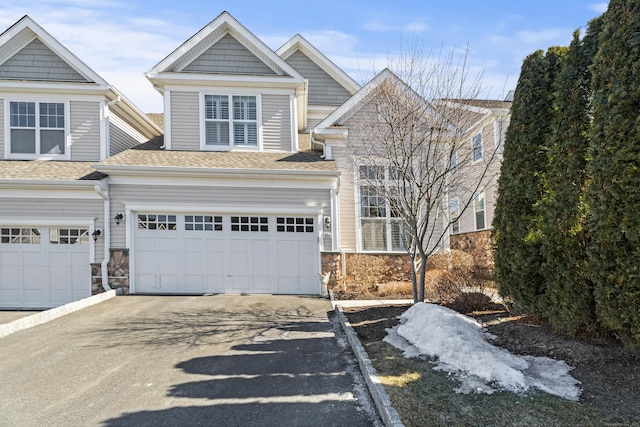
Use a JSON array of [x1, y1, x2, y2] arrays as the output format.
[[9, 101, 66, 156], [359, 165, 406, 252], [204, 95, 258, 147], [450, 197, 460, 234], [472, 132, 483, 162], [450, 150, 458, 174], [474, 192, 486, 230]]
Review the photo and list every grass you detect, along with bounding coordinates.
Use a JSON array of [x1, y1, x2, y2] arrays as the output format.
[[365, 341, 631, 427]]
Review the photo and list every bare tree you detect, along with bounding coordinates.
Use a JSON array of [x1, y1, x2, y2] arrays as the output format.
[[345, 42, 501, 302]]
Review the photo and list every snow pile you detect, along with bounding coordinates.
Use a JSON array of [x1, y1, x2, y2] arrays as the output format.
[[383, 303, 581, 400]]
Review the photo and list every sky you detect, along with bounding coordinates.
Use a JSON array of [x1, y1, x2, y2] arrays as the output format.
[[0, 1, 609, 113], [384, 303, 581, 400]]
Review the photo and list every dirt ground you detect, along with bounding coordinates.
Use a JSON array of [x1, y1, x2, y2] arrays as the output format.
[[342, 303, 640, 422]]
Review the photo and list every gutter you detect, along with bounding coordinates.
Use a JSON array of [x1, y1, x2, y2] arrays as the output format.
[[92, 163, 341, 178], [94, 182, 112, 293]]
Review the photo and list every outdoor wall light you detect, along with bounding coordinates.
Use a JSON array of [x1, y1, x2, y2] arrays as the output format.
[[114, 213, 124, 225], [92, 229, 101, 241], [324, 216, 331, 229]]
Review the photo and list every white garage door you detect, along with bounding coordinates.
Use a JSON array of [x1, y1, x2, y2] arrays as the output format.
[[134, 213, 320, 295], [0, 227, 91, 309]]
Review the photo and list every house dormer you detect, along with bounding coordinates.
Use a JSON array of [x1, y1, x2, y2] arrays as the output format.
[[146, 12, 307, 152], [0, 16, 160, 161]]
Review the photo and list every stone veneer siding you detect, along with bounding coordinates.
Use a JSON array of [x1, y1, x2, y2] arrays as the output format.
[[321, 252, 413, 292], [450, 230, 494, 269], [89, 249, 131, 295], [450, 230, 494, 280]]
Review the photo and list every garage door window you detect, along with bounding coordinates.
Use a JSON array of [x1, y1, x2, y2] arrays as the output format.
[[185, 215, 222, 231], [138, 214, 177, 230], [231, 216, 268, 232], [1, 228, 41, 244], [50, 228, 89, 245], [276, 217, 314, 233]]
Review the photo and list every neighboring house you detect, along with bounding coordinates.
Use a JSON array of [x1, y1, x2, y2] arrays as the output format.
[[0, 11, 510, 309], [0, 16, 161, 309], [444, 99, 511, 271]]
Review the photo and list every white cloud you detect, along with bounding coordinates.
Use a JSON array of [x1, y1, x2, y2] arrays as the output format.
[[589, 2, 609, 14], [363, 19, 429, 33], [516, 28, 570, 45]]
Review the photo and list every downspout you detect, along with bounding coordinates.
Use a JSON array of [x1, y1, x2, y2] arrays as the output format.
[[310, 128, 327, 159], [94, 182, 112, 292]]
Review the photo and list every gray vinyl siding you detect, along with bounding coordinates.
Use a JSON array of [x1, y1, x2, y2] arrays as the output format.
[[449, 119, 503, 235], [183, 34, 276, 75], [109, 116, 145, 156], [0, 197, 104, 260], [170, 91, 200, 150], [70, 101, 101, 161], [109, 122, 132, 156], [332, 145, 357, 251], [262, 94, 292, 151], [109, 184, 331, 248], [285, 51, 351, 105], [0, 39, 88, 82], [0, 100, 4, 157]]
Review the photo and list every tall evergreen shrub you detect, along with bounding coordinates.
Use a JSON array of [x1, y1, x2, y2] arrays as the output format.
[[587, 0, 640, 347], [493, 48, 565, 312], [540, 24, 601, 335]]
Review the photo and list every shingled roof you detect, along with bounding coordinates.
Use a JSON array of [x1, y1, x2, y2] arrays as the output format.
[[0, 160, 106, 181], [449, 99, 512, 109], [96, 136, 337, 173]]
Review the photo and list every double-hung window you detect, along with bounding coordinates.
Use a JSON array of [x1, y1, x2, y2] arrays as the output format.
[[472, 132, 483, 162], [204, 94, 258, 148], [450, 197, 460, 234], [474, 191, 486, 230], [359, 165, 406, 252], [9, 101, 66, 157]]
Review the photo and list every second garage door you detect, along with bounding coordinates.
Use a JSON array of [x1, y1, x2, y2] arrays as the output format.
[[0, 226, 91, 309], [133, 213, 320, 295]]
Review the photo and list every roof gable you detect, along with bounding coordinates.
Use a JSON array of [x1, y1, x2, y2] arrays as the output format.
[[0, 16, 107, 86], [182, 33, 276, 75], [315, 68, 424, 129], [277, 34, 360, 102], [149, 11, 302, 79]]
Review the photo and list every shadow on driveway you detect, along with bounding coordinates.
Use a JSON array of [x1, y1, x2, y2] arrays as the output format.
[[99, 301, 381, 427]]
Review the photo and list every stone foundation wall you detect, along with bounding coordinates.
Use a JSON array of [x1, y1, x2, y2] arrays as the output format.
[[450, 230, 494, 279], [89, 249, 131, 295], [321, 252, 413, 292], [107, 249, 130, 294]]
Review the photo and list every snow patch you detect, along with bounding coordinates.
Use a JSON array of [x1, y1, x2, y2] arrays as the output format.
[[383, 303, 581, 400]]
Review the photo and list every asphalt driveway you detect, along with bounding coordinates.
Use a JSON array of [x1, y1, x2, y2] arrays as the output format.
[[0, 295, 382, 426]]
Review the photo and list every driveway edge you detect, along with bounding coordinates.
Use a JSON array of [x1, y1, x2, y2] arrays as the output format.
[[0, 290, 118, 339], [335, 304, 405, 427]]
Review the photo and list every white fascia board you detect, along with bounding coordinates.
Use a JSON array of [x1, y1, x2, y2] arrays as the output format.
[[313, 127, 348, 140], [164, 84, 296, 96], [94, 163, 339, 178], [147, 72, 305, 90], [106, 86, 163, 137], [105, 173, 339, 191], [0, 182, 103, 200], [0, 81, 109, 95], [276, 34, 360, 95], [124, 202, 325, 216], [0, 16, 108, 86], [0, 216, 96, 227]]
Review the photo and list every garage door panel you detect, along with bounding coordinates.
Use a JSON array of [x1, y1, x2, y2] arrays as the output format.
[[134, 214, 320, 296], [137, 274, 159, 291]]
